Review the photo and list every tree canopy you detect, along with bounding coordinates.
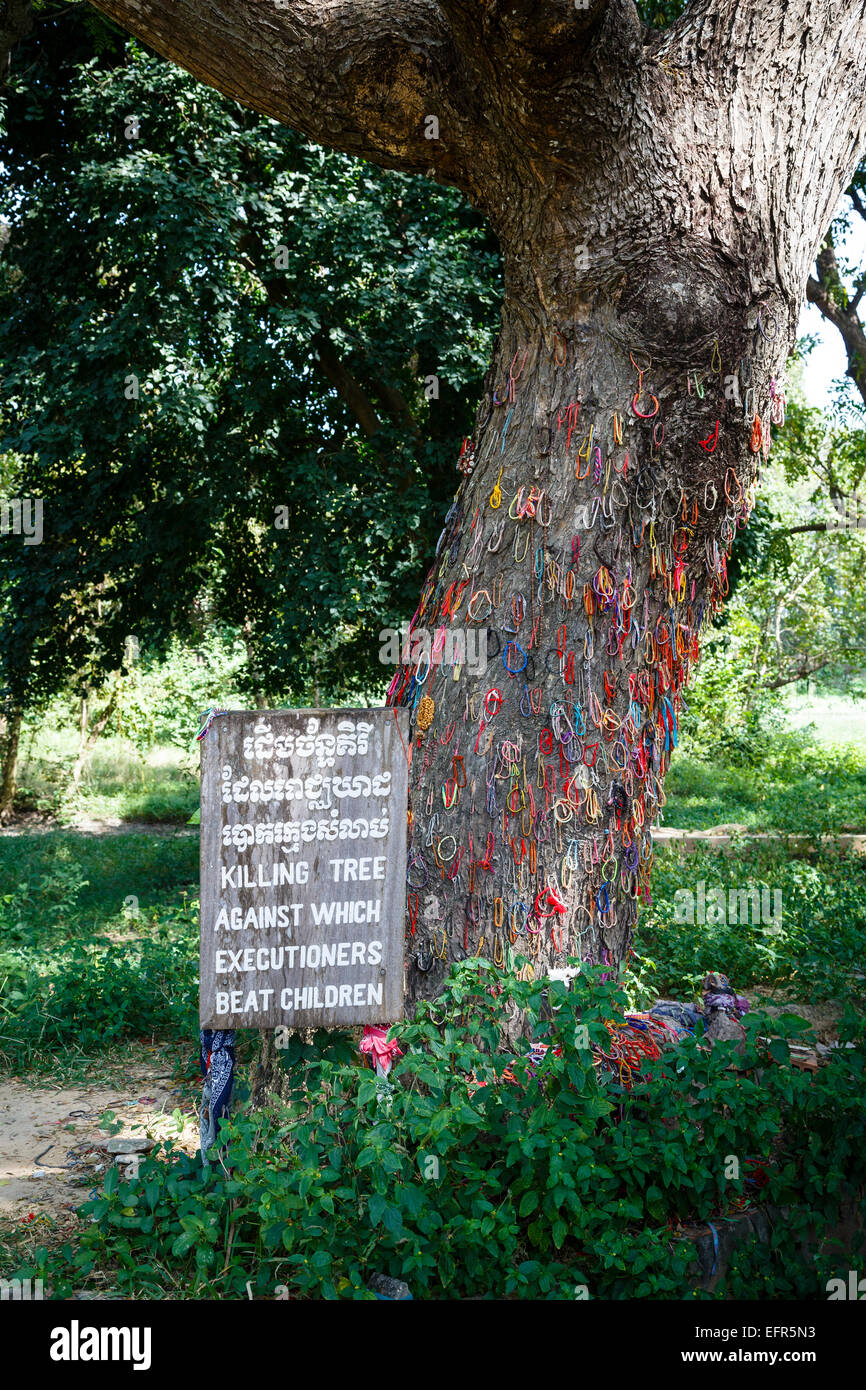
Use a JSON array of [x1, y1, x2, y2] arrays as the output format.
[[0, 13, 500, 711]]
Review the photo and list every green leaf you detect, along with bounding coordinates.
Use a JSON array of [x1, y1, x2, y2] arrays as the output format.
[[518, 1191, 538, 1218]]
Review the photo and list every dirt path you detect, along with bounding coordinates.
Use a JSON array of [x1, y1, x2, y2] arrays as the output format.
[[0, 1061, 200, 1238], [0, 818, 196, 837], [3, 811, 864, 849], [655, 823, 866, 854]]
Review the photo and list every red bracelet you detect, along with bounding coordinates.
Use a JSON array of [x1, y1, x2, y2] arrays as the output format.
[[699, 420, 720, 452]]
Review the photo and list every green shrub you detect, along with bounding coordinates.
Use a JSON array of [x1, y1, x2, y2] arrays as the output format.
[[1, 930, 197, 1060], [0, 840, 199, 1070], [638, 845, 866, 1013], [22, 962, 865, 1301], [665, 731, 866, 833]]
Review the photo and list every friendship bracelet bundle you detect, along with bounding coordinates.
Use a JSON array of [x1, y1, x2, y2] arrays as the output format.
[[388, 308, 786, 981]]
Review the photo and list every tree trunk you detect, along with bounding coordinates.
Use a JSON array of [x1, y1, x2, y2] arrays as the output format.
[[71, 687, 118, 789], [81, 0, 866, 1010], [0, 709, 23, 823], [393, 282, 785, 1002], [72, 694, 88, 780]]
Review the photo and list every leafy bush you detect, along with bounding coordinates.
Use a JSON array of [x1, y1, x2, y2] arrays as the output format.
[[638, 844, 866, 1013], [112, 631, 249, 755], [665, 730, 866, 832], [23, 962, 866, 1300], [0, 927, 197, 1063], [0, 856, 89, 946], [0, 835, 199, 1069]]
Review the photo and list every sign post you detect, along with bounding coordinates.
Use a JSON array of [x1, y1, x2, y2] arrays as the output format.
[[199, 708, 409, 1031]]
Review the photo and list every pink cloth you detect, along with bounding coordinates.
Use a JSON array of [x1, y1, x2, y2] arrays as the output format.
[[360, 1026, 403, 1075]]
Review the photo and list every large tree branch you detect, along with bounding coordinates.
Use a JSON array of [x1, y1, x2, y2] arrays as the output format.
[[369, 375, 421, 438], [89, 0, 488, 194], [662, 0, 866, 120], [311, 330, 381, 437], [436, 0, 642, 74], [850, 185, 866, 228], [806, 236, 866, 412], [783, 519, 866, 534], [87, 0, 653, 226], [658, 0, 866, 308], [763, 658, 831, 691], [236, 215, 412, 439]]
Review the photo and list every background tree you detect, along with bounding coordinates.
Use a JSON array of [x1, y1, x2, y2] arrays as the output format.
[[0, 14, 499, 797], [4, 0, 866, 1002]]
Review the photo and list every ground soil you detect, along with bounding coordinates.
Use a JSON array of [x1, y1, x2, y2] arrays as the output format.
[[748, 987, 845, 1044], [0, 1054, 200, 1256]]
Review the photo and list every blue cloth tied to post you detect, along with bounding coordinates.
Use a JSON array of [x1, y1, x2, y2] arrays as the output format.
[[199, 1029, 235, 1160]]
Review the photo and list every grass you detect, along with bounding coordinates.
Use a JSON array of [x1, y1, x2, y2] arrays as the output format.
[[16, 726, 198, 825], [0, 1036, 195, 1093], [0, 710, 863, 1080], [0, 831, 200, 1075], [0, 724, 863, 1302], [12, 693, 866, 836], [0, 829, 198, 926], [664, 736, 866, 832], [635, 841, 866, 1017], [784, 691, 866, 746], [0, 824, 863, 1079]]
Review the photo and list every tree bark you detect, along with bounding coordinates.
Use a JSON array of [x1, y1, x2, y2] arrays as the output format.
[[0, 709, 23, 823], [393, 298, 778, 1000], [83, 0, 866, 1001], [70, 686, 119, 790], [807, 232, 866, 422]]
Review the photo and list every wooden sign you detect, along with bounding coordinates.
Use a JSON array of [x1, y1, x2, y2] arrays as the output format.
[[199, 709, 409, 1030]]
